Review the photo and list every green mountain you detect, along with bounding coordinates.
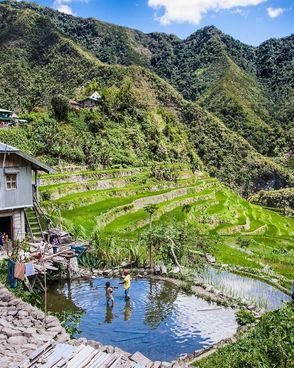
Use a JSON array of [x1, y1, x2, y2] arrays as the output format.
[[0, 1, 293, 196], [7, 1, 293, 157]]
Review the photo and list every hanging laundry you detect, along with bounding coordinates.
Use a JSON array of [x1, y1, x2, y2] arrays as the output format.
[[7, 260, 18, 288], [14, 263, 25, 280], [25, 263, 35, 277]]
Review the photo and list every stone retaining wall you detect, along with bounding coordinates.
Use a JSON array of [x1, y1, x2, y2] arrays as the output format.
[[0, 283, 69, 368]]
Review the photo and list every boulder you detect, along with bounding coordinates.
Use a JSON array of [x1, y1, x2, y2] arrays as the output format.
[[8, 336, 28, 345], [2, 327, 22, 337]]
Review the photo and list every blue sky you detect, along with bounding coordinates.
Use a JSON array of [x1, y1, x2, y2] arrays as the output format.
[[28, 0, 293, 45]]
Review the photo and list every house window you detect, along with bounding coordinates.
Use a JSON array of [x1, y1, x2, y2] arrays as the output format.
[[5, 174, 17, 190]]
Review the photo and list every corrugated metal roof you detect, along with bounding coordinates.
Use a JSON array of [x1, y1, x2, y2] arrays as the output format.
[[0, 142, 55, 173], [0, 143, 18, 152], [0, 108, 12, 113]]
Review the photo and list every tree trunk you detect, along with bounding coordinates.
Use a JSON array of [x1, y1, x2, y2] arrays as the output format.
[[166, 235, 182, 272]]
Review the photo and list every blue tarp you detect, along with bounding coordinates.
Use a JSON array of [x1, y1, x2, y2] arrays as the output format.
[[70, 245, 86, 258]]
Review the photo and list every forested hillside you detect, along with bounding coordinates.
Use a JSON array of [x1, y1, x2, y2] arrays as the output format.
[[6, 1, 293, 158], [0, 1, 293, 196]]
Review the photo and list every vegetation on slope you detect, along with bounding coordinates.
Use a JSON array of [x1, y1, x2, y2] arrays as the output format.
[[195, 303, 294, 368], [42, 167, 294, 282], [0, 2, 293, 195], [7, 2, 293, 158], [250, 188, 294, 211]]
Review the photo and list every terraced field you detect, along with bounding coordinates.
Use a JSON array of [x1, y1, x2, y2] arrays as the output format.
[[40, 166, 294, 282]]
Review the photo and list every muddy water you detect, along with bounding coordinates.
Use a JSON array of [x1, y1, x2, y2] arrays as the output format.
[[47, 278, 237, 361]]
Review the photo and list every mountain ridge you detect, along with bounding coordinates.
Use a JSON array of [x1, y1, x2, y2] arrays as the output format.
[[5, 1, 292, 158], [0, 1, 293, 196]]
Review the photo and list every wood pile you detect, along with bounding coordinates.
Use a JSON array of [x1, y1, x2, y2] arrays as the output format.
[[15, 341, 188, 368]]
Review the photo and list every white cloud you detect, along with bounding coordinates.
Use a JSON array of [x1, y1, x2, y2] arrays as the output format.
[[53, 0, 88, 15], [266, 7, 284, 18], [148, 0, 266, 25], [53, 0, 73, 14], [56, 4, 73, 14]]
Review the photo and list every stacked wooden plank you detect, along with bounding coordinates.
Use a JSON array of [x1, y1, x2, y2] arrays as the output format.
[[15, 341, 187, 368]]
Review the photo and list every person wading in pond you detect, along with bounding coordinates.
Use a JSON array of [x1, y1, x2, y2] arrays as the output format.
[[120, 270, 131, 300], [105, 281, 115, 307]]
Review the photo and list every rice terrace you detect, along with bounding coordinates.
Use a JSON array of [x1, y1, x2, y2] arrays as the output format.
[[0, 1, 293, 367]]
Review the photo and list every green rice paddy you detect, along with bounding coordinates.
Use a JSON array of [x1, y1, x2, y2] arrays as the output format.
[[41, 166, 294, 282]]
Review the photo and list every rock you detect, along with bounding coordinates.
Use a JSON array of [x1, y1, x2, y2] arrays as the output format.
[[2, 327, 22, 337], [0, 318, 11, 328], [7, 309, 18, 316], [205, 254, 216, 264], [105, 345, 114, 354], [23, 328, 37, 338], [22, 343, 38, 350], [31, 309, 45, 320], [17, 310, 29, 318], [45, 315, 58, 324], [8, 336, 28, 345], [77, 337, 87, 344], [247, 305, 255, 311], [8, 298, 21, 306], [160, 264, 167, 275], [205, 286, 213, 293], [47, 326, 63, 333], [154, 265, 161, 274]]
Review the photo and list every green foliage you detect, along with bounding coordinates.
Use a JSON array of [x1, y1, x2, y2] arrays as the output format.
[[197, 303, 294, 368], [150, 164, 180, 182], [49, 310, 82, 338], [51, 94, 69, 121], [139, 222, 212, 269], [8, 3, 291, 157], [236, 309, 256, 325], [0, 2, 292, 194], [251, 188, 294, 211]]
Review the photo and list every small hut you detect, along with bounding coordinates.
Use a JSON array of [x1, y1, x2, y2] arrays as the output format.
[[78, 91, 101, 108]]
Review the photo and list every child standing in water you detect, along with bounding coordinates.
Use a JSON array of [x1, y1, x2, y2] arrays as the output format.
[[120, 270, 131, 300], [105, 281, 114, 307]]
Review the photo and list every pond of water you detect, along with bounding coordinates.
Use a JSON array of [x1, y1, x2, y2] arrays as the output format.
[[201, 267, 291, 310], [47, 278, 237, 362]]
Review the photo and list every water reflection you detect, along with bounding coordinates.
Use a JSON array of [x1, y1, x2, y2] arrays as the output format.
[[105, 305, 114, 323], [46, 277, 237, 361], [144, 280, 179, 328], [124, 299, 132, 321], [201, 267, 291, 310]]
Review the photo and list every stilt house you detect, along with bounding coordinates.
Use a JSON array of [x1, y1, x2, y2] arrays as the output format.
[[0, 143, 54, 243]]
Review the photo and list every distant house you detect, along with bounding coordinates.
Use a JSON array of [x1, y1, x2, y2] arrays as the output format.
[[0, 109, 14, 128], [68, 99, 82, 110], [0, 143, 54, 242], [78, 91, 101, 108], [0, 109, 28, 128]]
